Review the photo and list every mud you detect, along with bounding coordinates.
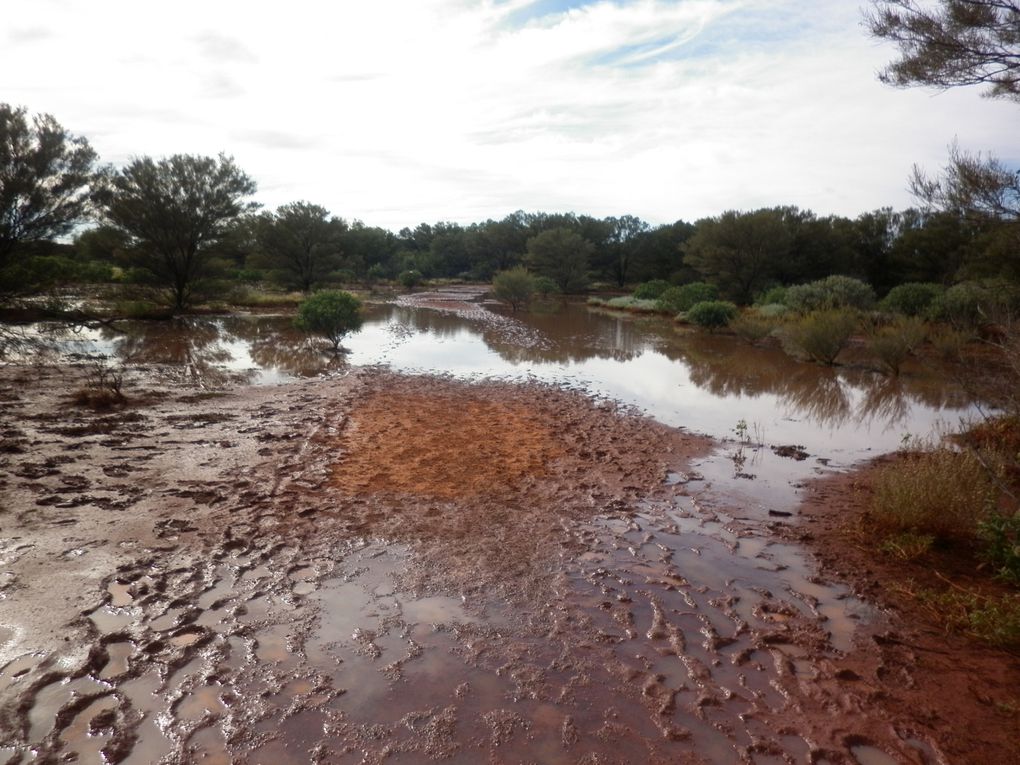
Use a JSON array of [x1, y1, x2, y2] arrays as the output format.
[[0, 296, 1010, 764]]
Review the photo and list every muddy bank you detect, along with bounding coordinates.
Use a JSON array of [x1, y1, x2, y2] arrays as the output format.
[[0, 350, 1004, 764], [794, 463, 1020, 764]]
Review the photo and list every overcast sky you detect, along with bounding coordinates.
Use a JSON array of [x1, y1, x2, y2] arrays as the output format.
[[3, 0, 1015, 230]]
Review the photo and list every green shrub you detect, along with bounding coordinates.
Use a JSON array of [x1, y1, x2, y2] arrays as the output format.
[[295, 290, 363, 351], [783, 309, 858, 364], [632, 279, 671, 300], [927, 280, 1020, 326], [605, 296, 659, 311], [534, 276, 559, 296], [492, 267, 536, 312], [755, 286, 788, 306], [866, 316, 928, 376], [656, 282, 718, 314], [685, 300, 738, 330], [786, 275, 876, 314], [755, 303, 789, 319], [871, 447, 997, 540], [914, 588, 1020, 650], [730, 313, 775, 344], [398, 269, 423, 289], [881, 282, 944, 317], [978, 512, 1020, 585]]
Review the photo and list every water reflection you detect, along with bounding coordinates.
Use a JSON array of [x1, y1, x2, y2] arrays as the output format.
[[35, 303, 982, 457]]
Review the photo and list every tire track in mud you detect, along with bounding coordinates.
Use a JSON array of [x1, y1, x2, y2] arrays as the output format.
[[0, 360, 965, 764]]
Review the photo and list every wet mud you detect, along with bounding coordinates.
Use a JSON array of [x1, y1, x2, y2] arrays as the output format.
[[0, 297, 1009, 764]]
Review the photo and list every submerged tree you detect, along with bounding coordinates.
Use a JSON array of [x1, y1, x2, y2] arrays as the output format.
[[99, 154, 257, 311], [866, 1, 1020, 102], [294, 290, 362, 352], [492, 266, 536, 312], [0, 104, 99, 268]]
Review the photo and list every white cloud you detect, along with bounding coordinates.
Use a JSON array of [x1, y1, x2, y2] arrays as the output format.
[[1, 0, 1015, 228]]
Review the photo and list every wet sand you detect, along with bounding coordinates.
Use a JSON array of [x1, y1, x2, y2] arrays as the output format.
[[0, 299, 1014, 763]]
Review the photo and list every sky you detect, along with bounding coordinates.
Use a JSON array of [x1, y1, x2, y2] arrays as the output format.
[[2, 0, 1016, 231]]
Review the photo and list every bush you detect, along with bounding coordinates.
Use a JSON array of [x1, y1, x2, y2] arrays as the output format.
[[871, 447, 998, 540], [685, 300, 738, 330], [927, 280, 1020, 327], [866, 316, 928, 376], [398, 269, 423, 289], [731, 313, 775, 344], [755, 285, 788, 306], [605, 296, 659, 311], [755, 303, 789, 319], [492, 267, 536, 312], [783, 309, 858, 364], [785, 275, 876, 314], [295, 290, 363, 351], [632, 279, 671, 300], [880, 282, 944, 317], [656, 282, 718, 314], [978, 513, 1020, 585], [534, 276, 559, 296]]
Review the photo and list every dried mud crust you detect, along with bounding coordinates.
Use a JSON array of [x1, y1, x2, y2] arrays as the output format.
[[791, 462, 1020, 765]]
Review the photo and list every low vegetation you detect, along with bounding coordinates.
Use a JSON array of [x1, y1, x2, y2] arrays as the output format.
[[294, 290, 363, 352], [782, 309, 858, 364], [685, 300, 738, 330], [492, 267, 536, 312]]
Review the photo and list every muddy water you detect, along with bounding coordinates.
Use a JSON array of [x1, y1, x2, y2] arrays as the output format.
[[1, 290, 984, 763]]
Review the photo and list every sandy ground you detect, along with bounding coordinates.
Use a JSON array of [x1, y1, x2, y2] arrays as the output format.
[[0, 318, 1016, 763]]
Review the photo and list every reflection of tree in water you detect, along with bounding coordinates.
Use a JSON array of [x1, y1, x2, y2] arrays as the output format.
[[101, 319, 245, 386], [220, 316, 342, 378], [654, 330, 979, 431]]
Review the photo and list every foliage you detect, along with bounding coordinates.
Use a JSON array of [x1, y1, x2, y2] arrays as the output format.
[[912, 586, 1020, 650], [783, 309, 858, 364], [256, 201, 346, 292], [601, 296, 659, 312], [879, 531, 935, 561], [631, 279, 671, 300], [872, 447, 998, 539], [683, 209, 792, 304], [71, 360, 126, 410], [526, 227, 592, 294], [929, 324, 973, 360], [785, 275, 876, 313], [927, 279, 1020, 325], [730, 313, 775, 344], [99, 153, 258, 311], [880, 282, 945, 316], [0, 104, 99, 270], [685, 300, 738, 330], [533, 275, 559, 295], [978, 512, 1020, 585], [656, 282, 718, 314], [910, 143, 1020, 226], [294, 290, 363, 351], [866, 316, 928, 375], [492, 266, 536, 312], [755, 285, 788, 305], [398, 269, 423, 289], [755, 303, 789, 319], [866, 1, 1020, 103]]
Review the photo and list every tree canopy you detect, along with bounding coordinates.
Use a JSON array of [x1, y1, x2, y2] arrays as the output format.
[[867, 1, 1020, 102], [0, 103, 99, 267], [256, 202, 346, 291], [526, 227, 592, 294], [99, 154, 257, 311]]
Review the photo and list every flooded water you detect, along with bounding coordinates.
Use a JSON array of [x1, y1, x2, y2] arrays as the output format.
[[1, 290, 985, 764]]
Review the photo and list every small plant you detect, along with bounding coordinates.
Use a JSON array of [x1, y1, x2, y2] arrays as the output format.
[[295, 290, 363, 352], [879, 531, 935, 561], [656, 282, 719, 314], [978, 512, 1020, 585], [492, 267, 536, 312], [912, 586, 1020, 650], [783, 309, 858, 365], [755, 285, 788, 306], [929, 325, 973, 361], [685, 300, 738, 330], [72, 359, 127, 410], [605, 296, 659, 311], [398, 269, 423, 289], [632, 279, 671, 300], [785, 276, 876, 314], [866, 316, 928, 376], [730, 313, 775, 345], [734, 418, 749, 443]]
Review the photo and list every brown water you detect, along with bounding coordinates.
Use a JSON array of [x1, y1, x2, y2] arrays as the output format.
[[1, 291, 981, 763]]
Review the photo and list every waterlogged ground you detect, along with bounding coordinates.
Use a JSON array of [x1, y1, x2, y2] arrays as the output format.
[[0, 288, 1012, 764]]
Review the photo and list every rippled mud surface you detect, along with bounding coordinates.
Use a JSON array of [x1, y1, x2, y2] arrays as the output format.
[[0, 291, 1008, 764]]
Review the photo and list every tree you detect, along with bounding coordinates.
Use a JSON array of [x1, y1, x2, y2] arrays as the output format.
[[492, 266, 536, 312], [256, 202, 346, 292], [866, 1, 1020, 102], [99, 154, 257, 311], [683, 209, 792, 304], [910, 142, 1020, 224], [526, 227, 592, 294], [294, 290, 363, 352], [0, 104, 99, 267]]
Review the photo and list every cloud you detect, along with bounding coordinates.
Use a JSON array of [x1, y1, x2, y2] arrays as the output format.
[[7, 27, 53, 45], [194, 32, 258, 63]]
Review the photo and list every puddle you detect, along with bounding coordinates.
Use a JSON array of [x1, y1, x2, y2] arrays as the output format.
[[89, 606, 137, 633], [99, 641, 134, 678]]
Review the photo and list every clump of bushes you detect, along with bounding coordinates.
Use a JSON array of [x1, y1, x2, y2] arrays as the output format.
[[398, 269, 423, 289], [685, 300, 738, 330], [72, 360, 126, 410], [631, 279, 671, 300], [926, 280, 1020, 327], [656, 282, 718, 314], [755, 285, 788, 306], [730, 313, 775, 345], [880, 282, 944, 317], [785, 275, 876, 313], [606, 296, 659, 311], [866, 316, 927, 376], [782, 309, 858, 364], [534, 276, 560, 296]]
